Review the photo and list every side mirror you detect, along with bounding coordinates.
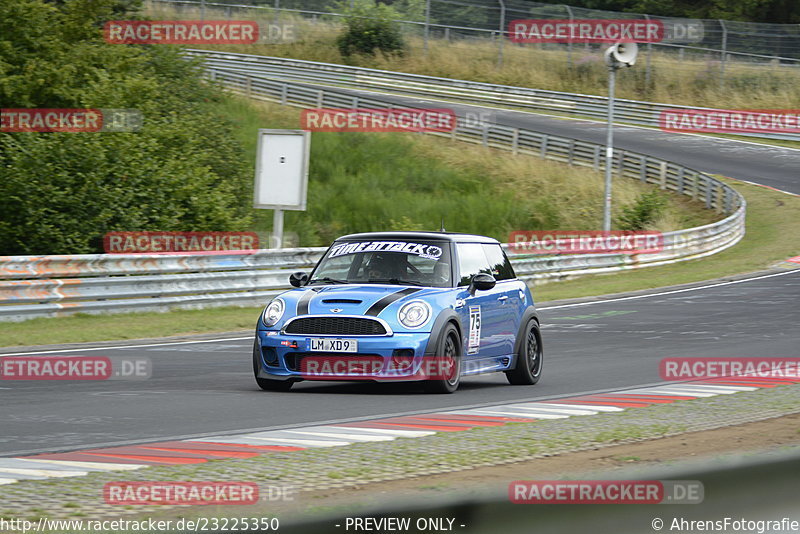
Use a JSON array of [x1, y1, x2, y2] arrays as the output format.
[[469, 273, 496, 294], [289, 271, 309, 288]]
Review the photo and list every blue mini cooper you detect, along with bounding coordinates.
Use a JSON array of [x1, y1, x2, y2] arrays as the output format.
[[253, 232, 542, 393]]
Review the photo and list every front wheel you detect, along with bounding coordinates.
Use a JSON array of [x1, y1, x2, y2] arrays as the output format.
[[253, 340, 294, 391], [506, 319, 543, 385], [423, 324, 462, 394]]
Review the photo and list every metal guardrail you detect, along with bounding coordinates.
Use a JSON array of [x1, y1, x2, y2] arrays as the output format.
[[186, 49, 800, 142], [0, 54, 746, 322], [153, 0, 800, 65]]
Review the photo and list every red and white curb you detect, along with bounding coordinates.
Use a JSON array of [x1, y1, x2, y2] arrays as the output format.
[[0, 377, 795, 485]]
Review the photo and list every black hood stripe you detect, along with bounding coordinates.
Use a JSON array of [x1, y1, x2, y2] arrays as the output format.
[[365, 288, 423, 316], [296, 290, 315, 316]]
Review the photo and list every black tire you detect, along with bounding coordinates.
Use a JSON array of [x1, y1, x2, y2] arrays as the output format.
[[506, 319, 543, 385], [252, 340, 294, 391], [422, 323, 462, 394]]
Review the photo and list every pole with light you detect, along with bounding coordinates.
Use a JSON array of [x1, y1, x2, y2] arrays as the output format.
[[602, 42, 638, 232]]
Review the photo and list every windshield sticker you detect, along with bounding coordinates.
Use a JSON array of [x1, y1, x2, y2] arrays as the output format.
[[329, 241, 443, 260]]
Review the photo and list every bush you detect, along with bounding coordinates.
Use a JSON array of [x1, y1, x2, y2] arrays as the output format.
[[336, 1, 405, 57], [0, 0, 252, 254], [616, 190, 668, 230]]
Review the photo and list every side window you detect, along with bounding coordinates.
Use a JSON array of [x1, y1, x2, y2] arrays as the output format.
[[482, 244, 516, 281], [456, 243, 492, 286]]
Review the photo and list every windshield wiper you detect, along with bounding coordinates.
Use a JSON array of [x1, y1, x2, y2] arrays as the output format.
[[367, 278, 425, 286], [308, 277, 349, 285]]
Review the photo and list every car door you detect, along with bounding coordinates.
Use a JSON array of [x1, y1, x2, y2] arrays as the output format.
[[482, 243, 522, 357], [454, 242, 506, 361]]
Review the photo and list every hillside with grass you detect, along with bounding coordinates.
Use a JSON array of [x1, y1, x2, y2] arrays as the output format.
[[152, 2, 800, 111], [223, 98, 715, 247]]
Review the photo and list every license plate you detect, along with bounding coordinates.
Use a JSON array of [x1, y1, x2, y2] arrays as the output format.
[[307, 338, 358, 353]]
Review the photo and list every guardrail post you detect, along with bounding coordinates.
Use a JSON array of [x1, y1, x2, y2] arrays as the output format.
[[317, 90, 324, 107], [593, 145, 601, 170], [540, 134, 548, 158], [639, 155, 647, 182], [719, 20, 728, 88], [511, 129, 519, 155], [280, 84, 287, 105], [659, 161, 667, 189], [717, 184, 724, 213], [677, 167, 685, 195], [705, 176, 713, 209], [482, 126, 489, 146], [644, 15, 652, 87], [691, 172, 699, 199], [563, 4, 574, 68], [567, 141, 574, 164], [424, 0, 431, 56], [497, 0, 506, 68]]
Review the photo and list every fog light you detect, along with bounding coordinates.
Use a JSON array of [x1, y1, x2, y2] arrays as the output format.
[[391, 349, 415, 371]]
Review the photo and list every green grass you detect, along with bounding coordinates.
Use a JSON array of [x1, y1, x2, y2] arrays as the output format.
[[147, 3, 800, 112], [1, 178, 797, 347], [219, 97, 712, 247], [531, 177, 800, 302]]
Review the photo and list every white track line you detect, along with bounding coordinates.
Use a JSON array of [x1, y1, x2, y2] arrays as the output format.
[[539, 269, 800, 311], [20, 459, 144, 471], [4, 270, 798, 357], [0, 467, 87, 478], [282, 430, 395, 442], [326, 426, 435, 437], [538, 402, 624, 412]]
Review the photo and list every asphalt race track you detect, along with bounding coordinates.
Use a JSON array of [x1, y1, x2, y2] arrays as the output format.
[[2, 270, 798, 456], [1, 79, 799, 458]]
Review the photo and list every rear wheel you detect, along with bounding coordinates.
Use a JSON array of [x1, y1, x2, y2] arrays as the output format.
[[423, 324, 461, 394], [252, 340, 294, 391], [506, 319, 543, 385]]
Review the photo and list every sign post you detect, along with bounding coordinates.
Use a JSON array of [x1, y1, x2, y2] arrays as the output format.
[[254, 129, 310, 248]]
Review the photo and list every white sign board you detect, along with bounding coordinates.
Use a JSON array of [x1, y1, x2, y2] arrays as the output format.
[[254, 129, 310, 210]]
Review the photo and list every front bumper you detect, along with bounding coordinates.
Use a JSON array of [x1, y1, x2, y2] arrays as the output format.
[[254, 329, 437, 382]]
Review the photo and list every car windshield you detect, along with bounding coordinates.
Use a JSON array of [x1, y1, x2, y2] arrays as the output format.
[[310, 239, 452, 288]]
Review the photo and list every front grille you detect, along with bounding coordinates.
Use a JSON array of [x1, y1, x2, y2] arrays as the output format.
[[285, 353, 383, 372], [284, 317, 387, 336]]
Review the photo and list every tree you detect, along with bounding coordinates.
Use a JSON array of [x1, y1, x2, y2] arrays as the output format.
[[0, 0, 252, 254]]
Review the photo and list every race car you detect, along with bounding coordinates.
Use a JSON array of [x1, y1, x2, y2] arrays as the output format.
[[253, 232, 542, 393]]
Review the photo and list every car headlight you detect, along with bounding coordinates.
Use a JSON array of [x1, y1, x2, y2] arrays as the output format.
[[398, 300, 431, 329], [262, 298, 285, 327]]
